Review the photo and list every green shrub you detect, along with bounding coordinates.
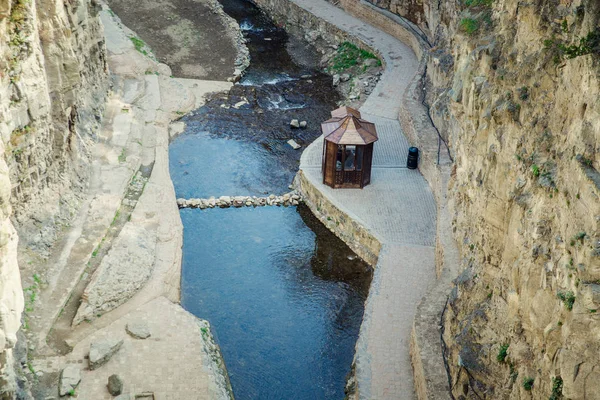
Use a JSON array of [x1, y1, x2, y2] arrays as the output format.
[[559, 30, 600, 59], [545, 28, 600, 62], [557, 291, 575, 311], [497, 344, 509, 362], [550, 376, 563, 400], [460, 18, 479, 35], [464, 0, 493, 7], [574, 231, 586, 242], [328, 42, 381, 72], [522, 376, 534, 391], [518, 86, 529, 100], [531, 164, 540, 177]]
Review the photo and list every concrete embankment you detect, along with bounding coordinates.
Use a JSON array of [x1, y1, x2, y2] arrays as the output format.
[[27, 6, 237, 399], [251, 0, 457, 398]]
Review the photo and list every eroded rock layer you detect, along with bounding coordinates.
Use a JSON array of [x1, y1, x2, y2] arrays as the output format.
[[0, 0, 108, 396]]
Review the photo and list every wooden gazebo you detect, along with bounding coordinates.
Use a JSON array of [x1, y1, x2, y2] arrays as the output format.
[[321, 106, 378, 189]]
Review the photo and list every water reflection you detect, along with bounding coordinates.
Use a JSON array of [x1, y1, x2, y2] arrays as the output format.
[[180, 206, 371, 399]]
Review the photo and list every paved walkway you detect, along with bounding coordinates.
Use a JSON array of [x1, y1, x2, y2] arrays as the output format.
[[296, 0, 437, 398]]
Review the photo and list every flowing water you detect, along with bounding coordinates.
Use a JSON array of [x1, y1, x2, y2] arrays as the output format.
[[169, 1, 372, 398]]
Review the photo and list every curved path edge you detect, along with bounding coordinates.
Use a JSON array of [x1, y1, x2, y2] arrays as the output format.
[[252, 0, 457, 398]]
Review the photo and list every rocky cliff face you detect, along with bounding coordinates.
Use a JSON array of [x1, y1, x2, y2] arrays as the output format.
[[445, 2, 599, 398], [364, 0, 599, 398], [0, 0, 108, 397]]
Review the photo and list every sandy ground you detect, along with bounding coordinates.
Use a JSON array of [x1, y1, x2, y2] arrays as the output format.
[[106, 0, 239, 80]]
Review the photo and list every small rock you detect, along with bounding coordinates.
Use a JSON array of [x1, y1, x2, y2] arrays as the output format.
[[89, 339, 124, 370], [363, 58, 379, 67], [126, 321, 151, 339], [305, 31, 319, 43], [227, 72, 242, 83], [287, 139, 301, 150], [301, 74, 311, 79], [59, 365, 81, 396], [290, 119, 300, 129], [233, 100, 248, 109], [340, 73, 351, 82], [333, 74, 340, 86], [107, 374, 124, 396], [299, 121, 307, 128], [169, 122, 186, 139]]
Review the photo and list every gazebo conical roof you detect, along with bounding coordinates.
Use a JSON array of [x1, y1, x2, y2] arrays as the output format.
[[331, 106, 362, 119], [321, 106, 378, 145]]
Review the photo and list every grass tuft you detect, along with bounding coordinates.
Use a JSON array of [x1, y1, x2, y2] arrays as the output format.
[[130, 36, 148, 56], [522, 376, 534, 391], [557, 291, 575, 311], [329, 42, 381, 72], [497, 344, 509, 362], [460, 18, 479, 35]]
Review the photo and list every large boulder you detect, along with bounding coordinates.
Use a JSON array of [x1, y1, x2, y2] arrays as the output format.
[[59, 365, 81, 396], [126, 321, 151, 339], [89, 338, 124, 370]]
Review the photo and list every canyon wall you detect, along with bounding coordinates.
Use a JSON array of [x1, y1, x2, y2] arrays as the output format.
[[0, 0, 108, 397], [356, 0, 599, 398]]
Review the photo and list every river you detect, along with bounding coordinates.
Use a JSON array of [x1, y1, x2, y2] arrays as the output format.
[[169, 1, 372, 398]]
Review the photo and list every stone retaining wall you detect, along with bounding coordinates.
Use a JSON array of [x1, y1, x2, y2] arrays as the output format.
[[318, 3, 457, 399], [294, 171, 381, 267], [252, 0, 386, 66], [335, 0, 428, 58]]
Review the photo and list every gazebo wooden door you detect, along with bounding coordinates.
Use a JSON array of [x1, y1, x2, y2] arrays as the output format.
[[323, 140, 338, 187]]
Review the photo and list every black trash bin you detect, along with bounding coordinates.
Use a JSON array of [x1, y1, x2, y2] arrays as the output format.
[[407, 147, 419, 169]]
